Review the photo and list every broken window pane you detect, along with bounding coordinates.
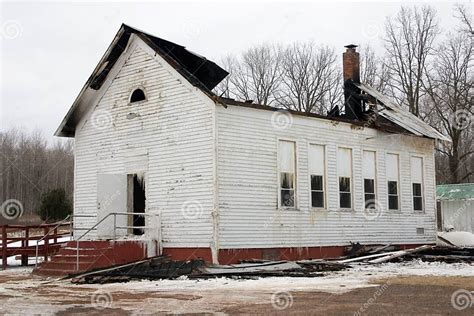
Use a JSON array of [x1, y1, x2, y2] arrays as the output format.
[[388, 181, 398, 195], [281, 189, 295, 207], [364, 179, 375, 194], [311, 175, 323, 191], [278, 140, 296, 208], [280, 172, 294, 189], [339, 177, 351, 192]]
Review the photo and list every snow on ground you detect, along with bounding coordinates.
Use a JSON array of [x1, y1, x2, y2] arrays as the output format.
[[66, 260, 474, 294], [351, 259, 474, 277], [1, 259, 472, 292], [0, 260, 472, 315], [6, 236, 71, 248]]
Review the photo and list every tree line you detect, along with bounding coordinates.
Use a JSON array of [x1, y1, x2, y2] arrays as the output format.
[[214, 4, 473, 184], [0, 129, 74, 217]]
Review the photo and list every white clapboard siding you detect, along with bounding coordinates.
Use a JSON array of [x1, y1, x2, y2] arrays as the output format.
[[74, 37, 215, 247], [216, 105, 437, 248]]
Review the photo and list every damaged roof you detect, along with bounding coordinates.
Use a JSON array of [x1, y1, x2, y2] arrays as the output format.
[[56, 25, 449, 142], [354, 83, 450, 141], [55, 24, 228, 137]]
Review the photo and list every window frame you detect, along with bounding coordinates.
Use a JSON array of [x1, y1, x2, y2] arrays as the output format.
[[337, 146, 353, 210], [308, 142, 327, 210], [410, 155, 425, 212], [386, 152, 400, 211], [277, 138, 298, 210], [364, 178, 376, 208], [362, 150, 377, 210], [339, 176, 352, 209]]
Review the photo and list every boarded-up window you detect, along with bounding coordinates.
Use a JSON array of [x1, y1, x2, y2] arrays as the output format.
[[279, 140, 296, 207], [411, 156, 423, 211], [363, 151, 376, 209], [309, 144, 325, 208], [386, 153, 399, 210], [338, 147, 352, 209]]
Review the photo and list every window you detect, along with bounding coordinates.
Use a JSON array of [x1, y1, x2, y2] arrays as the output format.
[[388, 181, 399, 210], [339, 177, 351, 208], [386, 153, 399, 210], [338, 147, 352, 209], [130, 88, 146, 103], [363, 151, 376, 209], [411, 156, 424, 211], [309, 144, 325, 208], [278, 140, 296, 207]]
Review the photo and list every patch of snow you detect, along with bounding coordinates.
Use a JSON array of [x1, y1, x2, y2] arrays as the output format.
[[438, 231, 474, 247], [6, 236, 71, 248], [351, 260, 474, 277], [7, 256, 44, 267]]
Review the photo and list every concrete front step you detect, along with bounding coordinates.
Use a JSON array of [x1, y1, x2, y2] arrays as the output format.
[[33, 240, 150, 277]]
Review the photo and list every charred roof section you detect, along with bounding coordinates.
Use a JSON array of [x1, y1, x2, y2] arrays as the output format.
[[55, 24, 228, 137], [90, 24, 228, 92]]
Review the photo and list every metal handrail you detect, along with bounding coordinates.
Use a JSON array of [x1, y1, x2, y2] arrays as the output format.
[[74, 212, 159, 270], [35, 215, 72, 267]]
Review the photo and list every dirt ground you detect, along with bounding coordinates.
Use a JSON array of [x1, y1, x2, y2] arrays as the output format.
[[0, 268, 473, 315]]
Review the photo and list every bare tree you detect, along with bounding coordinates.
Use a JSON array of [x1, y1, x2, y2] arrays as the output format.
[[360, 44, 390, 94], [454, 4, 473, 35], [277, 43, 339, 114], [213, 55, 237, 99], [222, 44, 283, 106], [383, 5, 440, 116], [425, 7, 473, 184]]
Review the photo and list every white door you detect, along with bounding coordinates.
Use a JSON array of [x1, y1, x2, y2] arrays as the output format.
[[97, 174, 128, 239]]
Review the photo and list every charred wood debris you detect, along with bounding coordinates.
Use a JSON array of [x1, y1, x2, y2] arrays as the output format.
[[68, 243, 474, 284]]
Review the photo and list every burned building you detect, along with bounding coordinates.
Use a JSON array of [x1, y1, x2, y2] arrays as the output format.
[[40, 24, 449, 274]]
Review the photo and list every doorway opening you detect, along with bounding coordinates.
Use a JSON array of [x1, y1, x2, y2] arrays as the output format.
[[127, 174, 146, 236]]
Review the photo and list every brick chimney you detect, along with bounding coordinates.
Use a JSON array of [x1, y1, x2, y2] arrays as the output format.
[[343, 44, 363, 120], [343, 44, 360, 83]]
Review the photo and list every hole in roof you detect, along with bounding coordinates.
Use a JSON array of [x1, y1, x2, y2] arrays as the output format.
[[130, 88, 146, 103]]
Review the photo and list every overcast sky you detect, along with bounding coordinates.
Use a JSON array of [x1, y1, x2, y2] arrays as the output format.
[[0, 0, 467, 143]]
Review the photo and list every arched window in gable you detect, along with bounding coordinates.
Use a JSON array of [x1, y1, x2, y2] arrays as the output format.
[[130, 88, 146, 103]]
